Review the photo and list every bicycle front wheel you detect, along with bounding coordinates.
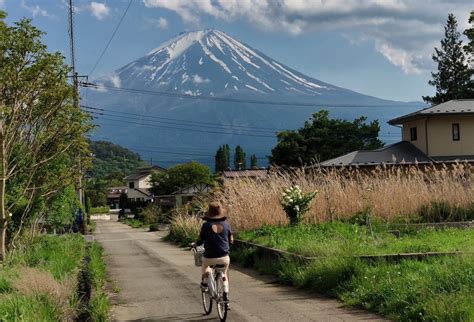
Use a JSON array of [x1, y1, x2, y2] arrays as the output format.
[[216, 275, 228, 322], [202, 289, 212, 315]]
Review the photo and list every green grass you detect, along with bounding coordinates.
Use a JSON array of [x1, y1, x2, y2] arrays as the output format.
[[7, 234, 86, 280], [0, 294, 64, 321], [233, 223, 474, 321], [87, 242, 110, 321], [238, 222, 474, 257], [121, 218, 149, 229], [90, 206, 110, 214], [0, 234, 87, 321]]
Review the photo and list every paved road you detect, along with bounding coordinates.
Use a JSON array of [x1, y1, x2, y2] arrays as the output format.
[[94, 221, 386, 322]]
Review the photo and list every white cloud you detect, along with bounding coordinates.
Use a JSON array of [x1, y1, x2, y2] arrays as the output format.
[[0, 0, 5, 8], [144, 17, 169, 29], [21, 0, 51, 18], [192, 74, 210, 84], [89, 2, 110, 20], [142, 0, 473, 74], [108, 74, 121, 88]]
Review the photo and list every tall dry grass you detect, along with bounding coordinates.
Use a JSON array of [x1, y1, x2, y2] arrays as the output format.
[[217, 164, 474, 231]]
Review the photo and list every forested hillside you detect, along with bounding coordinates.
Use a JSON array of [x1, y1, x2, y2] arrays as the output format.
[[86, 141, 148, 206]]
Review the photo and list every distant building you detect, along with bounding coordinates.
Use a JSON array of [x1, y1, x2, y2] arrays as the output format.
[[154, 182, 213, 210], [106, 186, 127, 209], [222, 169, 269, 179], [322, 99, 474, 168], [124, 166, 166, 202]]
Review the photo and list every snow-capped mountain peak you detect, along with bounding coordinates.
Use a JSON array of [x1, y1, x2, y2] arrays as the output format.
[[107, 29, 337, 97]]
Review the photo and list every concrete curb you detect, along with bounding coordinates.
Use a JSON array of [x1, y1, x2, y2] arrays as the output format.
[[233, 239, 473, 264]]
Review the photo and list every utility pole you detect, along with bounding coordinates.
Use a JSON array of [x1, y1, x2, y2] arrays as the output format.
[[67, 0, 86, 232]]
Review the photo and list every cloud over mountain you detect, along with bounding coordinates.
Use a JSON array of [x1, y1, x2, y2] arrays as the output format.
[[142, 0, 473, 74]]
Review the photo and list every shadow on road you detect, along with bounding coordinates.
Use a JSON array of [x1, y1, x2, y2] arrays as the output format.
[[128, 312, 217, 321]]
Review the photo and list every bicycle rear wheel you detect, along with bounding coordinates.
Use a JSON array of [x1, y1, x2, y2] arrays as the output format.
[[201, 289, 212, 315], [216, 275, 228, 321]]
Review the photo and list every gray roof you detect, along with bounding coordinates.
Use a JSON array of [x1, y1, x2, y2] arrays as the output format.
[[222, 169, 268, 179], [321, 141, 432, 167], [124, 166, 166, 181], [389, 99, 474, 125]]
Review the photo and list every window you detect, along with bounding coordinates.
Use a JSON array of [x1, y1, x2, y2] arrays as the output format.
[[452, 123, 460, 141], [128, 182, 135, 189], [410, 127, 417, 141]]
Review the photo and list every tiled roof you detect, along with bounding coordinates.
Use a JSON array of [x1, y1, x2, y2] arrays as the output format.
[[320, 141, 432, 167], [388, 99, 474, 125], [124, 166, 166, 181]]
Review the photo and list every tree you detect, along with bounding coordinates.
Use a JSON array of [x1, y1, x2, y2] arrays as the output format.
[[423, 13, 471, 104], [215, 144, 232, 172], [150, 161, 214, 195], [250, 154, 258, 169], [0, 14, 91, 259], [270, 110, 383, 167], [223, 144, 230, 169], [234, 146, 246, 170], [215, 146, 225, 172], [463, 11, 474, 96]]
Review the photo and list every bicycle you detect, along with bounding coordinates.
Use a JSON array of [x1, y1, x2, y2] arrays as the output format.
[[192, 246, 230, 321]]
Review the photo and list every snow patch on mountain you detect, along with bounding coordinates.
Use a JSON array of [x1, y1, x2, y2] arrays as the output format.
[[104, 29, 365, 98]]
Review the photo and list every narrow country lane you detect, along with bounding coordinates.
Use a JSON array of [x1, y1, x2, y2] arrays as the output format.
[[94, 220, 386, 322]]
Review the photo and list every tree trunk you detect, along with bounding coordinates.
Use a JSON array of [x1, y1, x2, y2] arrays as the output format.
[[0, 122, 7, 261]]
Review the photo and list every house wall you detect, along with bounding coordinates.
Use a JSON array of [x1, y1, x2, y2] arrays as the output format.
[[402, 118, 427, 153], [138, 175, 152, 189], [426, 116, 474, 157], [402, 116, 474, 157]]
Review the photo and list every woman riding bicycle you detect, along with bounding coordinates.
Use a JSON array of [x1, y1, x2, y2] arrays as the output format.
[[195, 201, 233, 304]]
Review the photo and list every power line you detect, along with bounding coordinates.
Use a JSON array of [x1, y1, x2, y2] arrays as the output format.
[[88, 0, 133, 77], [86, 108, 400, 139], [81, 82, 424, 109], [82, 105, 402, 138], [90, 113, 277, 138], [82, 105, 281, 133]]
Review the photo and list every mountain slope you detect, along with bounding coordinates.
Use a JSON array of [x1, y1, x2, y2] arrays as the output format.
[[86, 29, 422, 168]]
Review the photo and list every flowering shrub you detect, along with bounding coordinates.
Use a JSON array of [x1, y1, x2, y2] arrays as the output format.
[[281, 186, 317, 225]]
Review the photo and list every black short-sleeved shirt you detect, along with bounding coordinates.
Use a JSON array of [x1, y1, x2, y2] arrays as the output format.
[[197, 218, 233, 258]]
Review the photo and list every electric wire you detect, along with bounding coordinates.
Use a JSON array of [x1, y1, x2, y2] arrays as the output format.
[[82, 105, 400, 138], [88, 0, 133, 77], [81, 82, 424, 109], [81, 105, 282, 133]]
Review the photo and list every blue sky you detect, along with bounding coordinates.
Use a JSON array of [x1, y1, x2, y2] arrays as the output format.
[[2, 0, 473, 102]]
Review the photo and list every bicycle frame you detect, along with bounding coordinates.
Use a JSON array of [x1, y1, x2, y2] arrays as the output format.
[[207, 267, 227, 299]]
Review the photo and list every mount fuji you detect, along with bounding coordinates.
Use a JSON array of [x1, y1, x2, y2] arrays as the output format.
[[86, 29, 422, 168]]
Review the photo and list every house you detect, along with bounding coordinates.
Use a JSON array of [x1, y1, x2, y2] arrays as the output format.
[[124, 166, 166, 202], [222, 169, 269, 179], [106, 186, 127, 209], [322, 99, 474, 167], [154, 182, 213, 210]]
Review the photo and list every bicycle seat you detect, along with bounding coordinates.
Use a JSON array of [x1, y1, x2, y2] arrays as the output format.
[[210, 264, 226, 268]]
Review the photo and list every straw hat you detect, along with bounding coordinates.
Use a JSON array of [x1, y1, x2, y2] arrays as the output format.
[[205, 202, 227, 219]]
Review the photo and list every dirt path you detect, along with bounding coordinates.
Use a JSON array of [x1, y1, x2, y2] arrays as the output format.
[[94, 220, 386, 321]]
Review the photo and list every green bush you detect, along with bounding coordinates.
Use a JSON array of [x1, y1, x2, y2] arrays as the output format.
[[149, 223, 160, 231], [89, 206, 110, 214], [417, 201, 474, 222], [137, 204, 162, 225]]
